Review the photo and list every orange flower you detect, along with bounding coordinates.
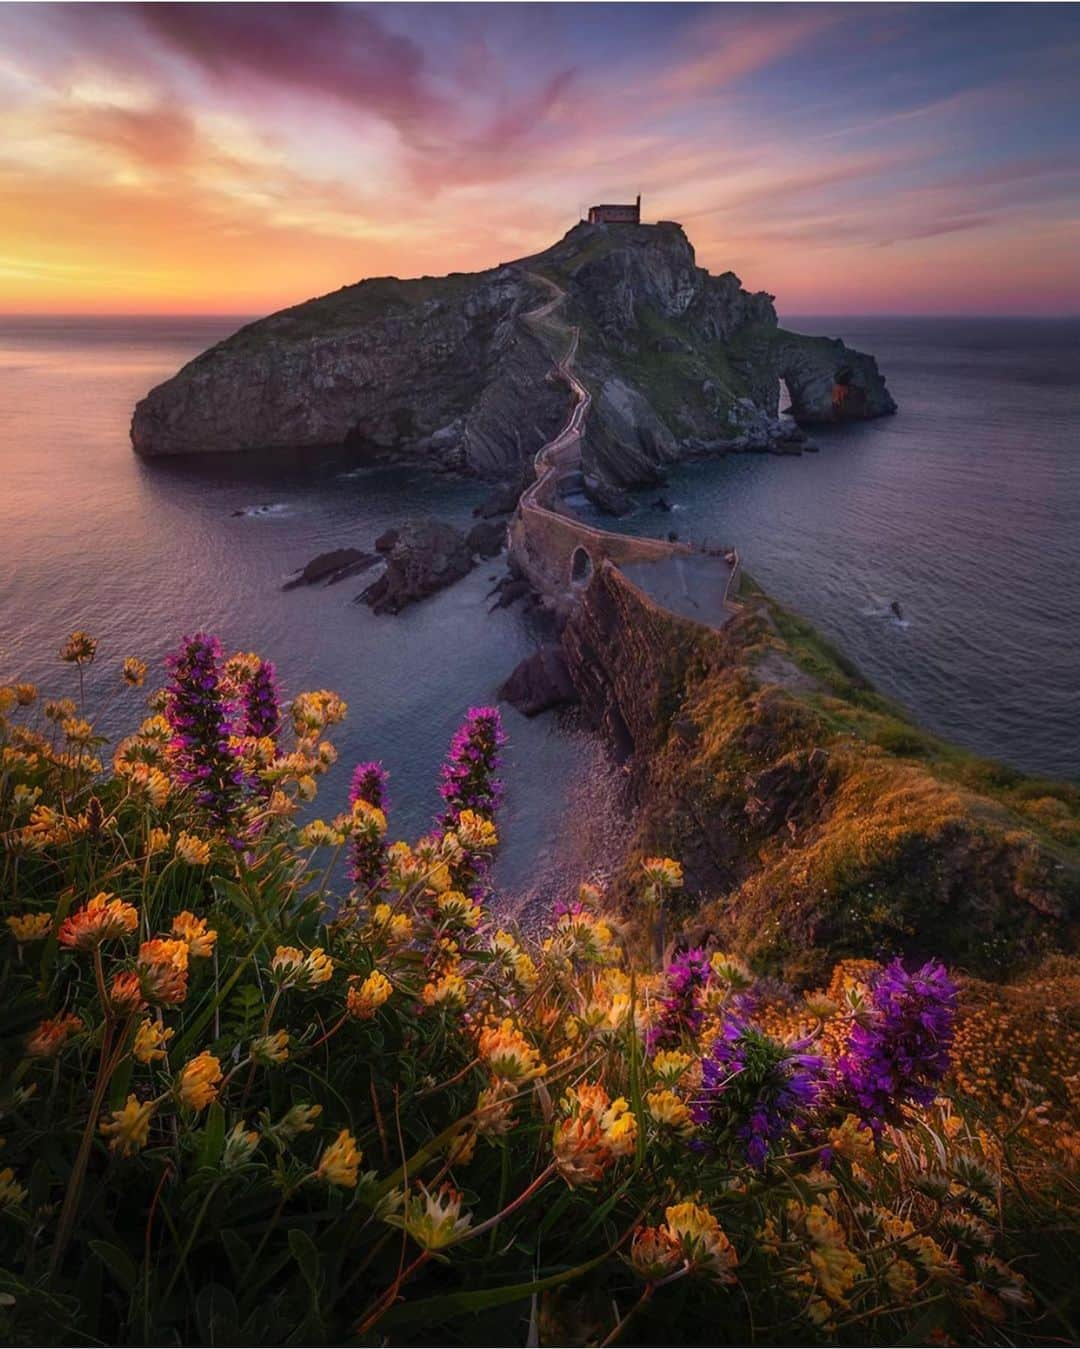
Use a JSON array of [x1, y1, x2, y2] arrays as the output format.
[[171, 911, 217, 958], [177, 1051, 222, 1110], [109, 970, 148, 1015], [137, 939, 189, 1005], [26, 1012, 82, 1057], [58, 892, 138, 950], [552, 1083, 637, 1187]]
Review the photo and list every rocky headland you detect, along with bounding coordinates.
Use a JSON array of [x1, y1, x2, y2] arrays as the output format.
[[131, 220, 894, 480]]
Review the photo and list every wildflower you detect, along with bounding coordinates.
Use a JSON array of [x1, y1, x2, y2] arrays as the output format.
[[100, 1095, 155, 1156], [174, 831, 211, 865], [271, 945, 334, 990], [490, 930, 538, 990], [0, 1167, 28, 1210], [647, 948, 712, 1051], [171, 910, 217, 958], [800, 1203, 866, 1311], [58, 892, 139, 950], [238, 657, 280, 738], [7, 912, 52, 943], [109, 971, 148, 1015], [641, 856, 683, 905], [553, 1083, 637, 1187], [663, 1202, 739, 1282], [478, 1019, 545, 1082], [476, 1078, 518, 1138], [646, 1089, 692, 1132], [178, 1051, 222, 1111], [346, 970, 393, 1020], [421, 970, 467, 1009], [348, 760, 389, 888], [251, 1030, 290, 1065], [438, 706, 506, 824], [137, 941, 189, 1005], [838, 959, 957, 1131], [628, 1225, 682, 1281], [394, 1184, 473, 1250], [133, 1018, 173, 1064], [436, 889, 484, 928], [368, 903, 413, 946], [453, 808, 498, 852], [826, 1114, 876, 1168], [276, 1102, 323, 1140], [298, 819, 345, 848], [551, 904, 618, 967], [44, 696, 77, 723], [315, 1129, 361, 1188], [120, 761, 171, 808], [165, 633, 247, 829], [651, 1049, 693, 1084], [223, 1121, 260, 1169], [709, 951, 754, 990], [121, 657, 148, 687], [290, 689, 347, 736], [26, 1012, 82, 1057], [693, 1020, 826, 1168], [12, 682, 36, 705], [60, 630, 97, 665]]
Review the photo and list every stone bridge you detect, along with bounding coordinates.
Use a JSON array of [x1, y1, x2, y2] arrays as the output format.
[[507, 281, 741, 629]]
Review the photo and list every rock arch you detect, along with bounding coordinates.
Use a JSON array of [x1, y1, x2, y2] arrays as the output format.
[[570, 545, 594, 586]]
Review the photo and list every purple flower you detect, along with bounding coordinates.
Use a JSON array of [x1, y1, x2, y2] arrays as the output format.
[[165, 634, 246, 829], [838, 958, 957, 1131], [349, 760, 388, 889], [693, 1020, 826, 1168], [240, 658, 280, 739], [437, 707, 506, 888], [647, 948, 712, 1052]]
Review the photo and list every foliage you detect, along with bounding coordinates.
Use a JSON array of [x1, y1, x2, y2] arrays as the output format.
[[0, 638, 1076, 1346]]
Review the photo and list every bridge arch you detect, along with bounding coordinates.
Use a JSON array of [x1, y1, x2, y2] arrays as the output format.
[[570, 545, 594, 587]]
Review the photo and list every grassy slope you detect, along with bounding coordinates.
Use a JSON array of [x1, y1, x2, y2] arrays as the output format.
[[621, 572, 1079, 984]]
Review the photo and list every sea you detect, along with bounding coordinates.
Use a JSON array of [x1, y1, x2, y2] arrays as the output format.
[[1, 314, 1076, 905]]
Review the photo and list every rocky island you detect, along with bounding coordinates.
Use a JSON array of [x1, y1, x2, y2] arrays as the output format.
[[131, 219, 895, 479]]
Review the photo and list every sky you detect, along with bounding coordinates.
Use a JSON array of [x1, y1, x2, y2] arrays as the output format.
[[1, 2, 1078, 316]]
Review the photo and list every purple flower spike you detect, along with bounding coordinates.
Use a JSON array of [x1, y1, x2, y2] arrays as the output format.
[[165, 633, 247, 830], [349, 760, 389, 889], [241, 658, 281, 739], [437, 706, 506, 889], [647, 948, 712, 1052], [838, 958, 957, 1131]]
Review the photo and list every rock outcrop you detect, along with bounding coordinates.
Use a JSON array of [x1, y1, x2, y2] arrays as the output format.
[[282, 547, 379, 590], [132, 221, 895, 478], [499, 645, 579, 717], [358, 517, 474, 615]]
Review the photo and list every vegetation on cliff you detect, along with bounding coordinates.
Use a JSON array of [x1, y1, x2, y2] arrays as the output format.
[[576, 568, 1078, 985], [1, 632, 1076, 1346]]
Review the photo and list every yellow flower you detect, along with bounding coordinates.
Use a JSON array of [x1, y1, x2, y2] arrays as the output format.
[[44, 696, 77, 723], [147, 826, 171, 856], [346, 970, 393, 1020], [100, 1095, 155, 1156], [251, 1030, 290, 1065], [121, 657, 148, 687], [827, 1114, 876, 1167], [174, 832, 211, 865], [60, 630, 97, 664], [6, 912, 52, 943], [223, 1122, 260, 1169], [297, 775, 317, 801], [315, 1129, 361, 1188], [646, 1089, 692, 1132], [271, 945, 334, 990], [651, 1050, 693, 1083], [12, 683, 36, 706], [628, 1225, 682, 1280], [298, 819, 345, 848], [139, 937, 189, 971], [453, 809, 498, 851], [477, 1019, 545, 1083], [133, 1018, 173, 1064], [552, 1084, 637, 1187], [58, 892, 139, 950], [171, 910, 217, 958], [178, 1051, 222, 1111], [137, 939, 189, 1005], [708, 951, 754, 989], [436, 890, 483, 928], [120, 762, 171, 808], [0, 1167, 28, 1210], [61, 717, 95, 745], [641, 856, 683, 903], [490, 930, 538, 990], [277, 1103, 322, 1140], [421, 970, 467, 1009], [663, 1202, 738, 1282], [368, 904, 413, 946], [393, 1183, 473, 1250]]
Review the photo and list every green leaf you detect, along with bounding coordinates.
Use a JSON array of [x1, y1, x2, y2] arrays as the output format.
[[88, 1239, 138, 1294], [197, 1102, 227, 1170], [287, 1227, 323, 1298], [195, 1282, 240, 1345], [219, 1227, 252, 1280]]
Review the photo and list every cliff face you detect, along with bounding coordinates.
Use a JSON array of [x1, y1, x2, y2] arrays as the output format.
[[132, 222, 895, 473], [563, 564, 1078, 984]]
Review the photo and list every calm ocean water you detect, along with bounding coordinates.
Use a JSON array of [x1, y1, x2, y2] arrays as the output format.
[[0, 310, 1076, 911], [582, 316, 1080, 781]]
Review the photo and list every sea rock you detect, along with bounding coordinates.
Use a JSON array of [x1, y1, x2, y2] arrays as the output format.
[[282, 548, 379, 590], [499, 645, 579, 717], [473, 481, 521, 518], [466, 520, 506, 558], [374, 527, 400, 554], [582, 473, 634, 516], [774, 332, 897, 424], [359, 517, 475, 615]]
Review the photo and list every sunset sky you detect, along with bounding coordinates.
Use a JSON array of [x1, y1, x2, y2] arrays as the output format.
[[1, 2, 1078, 316]]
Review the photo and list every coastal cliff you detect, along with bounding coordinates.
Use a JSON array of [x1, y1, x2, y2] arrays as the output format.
[[562, 563, 1078, 983], [131, 221, 895, 472]]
